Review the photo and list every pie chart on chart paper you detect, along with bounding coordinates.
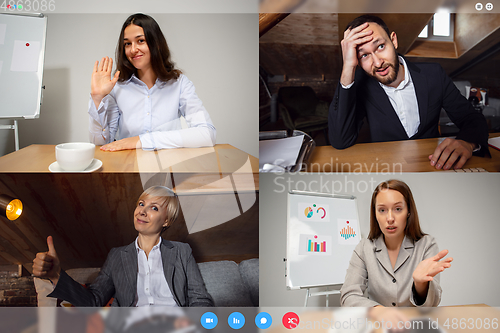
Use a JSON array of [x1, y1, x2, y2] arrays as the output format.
[[304, 207, 313, 218]]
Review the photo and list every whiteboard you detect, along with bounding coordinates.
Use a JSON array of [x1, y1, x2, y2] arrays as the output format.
[[286, 190, 361, 289], [0, 13, 47, 119]]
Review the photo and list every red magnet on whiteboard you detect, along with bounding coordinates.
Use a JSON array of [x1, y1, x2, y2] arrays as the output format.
[[26, 43, 30, 47]]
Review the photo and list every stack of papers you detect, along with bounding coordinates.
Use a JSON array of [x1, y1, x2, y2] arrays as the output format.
[[488, 136, 500, 151], [259, 135, 304, 172]]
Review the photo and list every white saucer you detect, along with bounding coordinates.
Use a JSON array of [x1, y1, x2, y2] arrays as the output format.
[[49, 159, 103, 173]]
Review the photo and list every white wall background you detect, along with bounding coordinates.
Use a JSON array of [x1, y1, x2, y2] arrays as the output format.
[[260, 173, 500, 307], [0, 13, 258, 157]]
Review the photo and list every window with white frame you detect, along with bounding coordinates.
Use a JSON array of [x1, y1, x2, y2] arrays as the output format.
[[418, 13, 454, 41]]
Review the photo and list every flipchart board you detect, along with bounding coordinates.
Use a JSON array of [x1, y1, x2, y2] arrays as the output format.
[[0, 13, 47, 119], [286, 190, 361, 289]]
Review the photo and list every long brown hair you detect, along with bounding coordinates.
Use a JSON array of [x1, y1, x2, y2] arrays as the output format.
[[368, 179, 426, 241], [116, 13, 181, 82]]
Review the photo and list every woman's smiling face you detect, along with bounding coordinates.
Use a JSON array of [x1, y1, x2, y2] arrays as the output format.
[[134, 196, 169, 236], [375, 189, 408, 241], [123, 24, 152, 72]]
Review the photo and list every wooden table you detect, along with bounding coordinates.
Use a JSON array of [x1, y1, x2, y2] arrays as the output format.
[[307, 134, 500, 172], [0, 144, 259, 193], [0, 143, 258, 173], [267, 304, 499, 332]]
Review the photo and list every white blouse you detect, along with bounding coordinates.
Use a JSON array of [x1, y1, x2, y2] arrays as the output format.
[[88, 74, 216, 150]]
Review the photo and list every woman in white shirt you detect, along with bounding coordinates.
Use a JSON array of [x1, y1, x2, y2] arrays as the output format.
[[89, 13, 216, 151]]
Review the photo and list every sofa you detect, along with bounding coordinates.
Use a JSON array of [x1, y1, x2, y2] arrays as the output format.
[[34, 258, 259, 307], [198, 258, 259, 307]]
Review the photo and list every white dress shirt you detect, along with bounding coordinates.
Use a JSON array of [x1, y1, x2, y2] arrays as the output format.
[[341, 56, 420, 138], [379, 56, 420, 138], [88, 74, 216, 150], [134, 237, 178, 307]]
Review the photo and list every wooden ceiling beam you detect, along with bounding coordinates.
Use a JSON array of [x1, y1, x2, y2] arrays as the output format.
[[259, 13, 290, 38]]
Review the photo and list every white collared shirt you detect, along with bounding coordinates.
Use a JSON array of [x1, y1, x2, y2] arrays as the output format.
[[134, 237, 178, 307], [379, 56, 420, 138], [341, 56, 421, 138], [88, 74, 216, 150]]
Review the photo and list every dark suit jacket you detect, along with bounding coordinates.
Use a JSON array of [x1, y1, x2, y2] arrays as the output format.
[[329, 58, 489, 155], [48, 239, 214, 307]]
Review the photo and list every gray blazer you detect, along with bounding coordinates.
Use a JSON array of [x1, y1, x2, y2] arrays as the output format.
[[48, 239, 214, 307], [340, 235, 442, 307]]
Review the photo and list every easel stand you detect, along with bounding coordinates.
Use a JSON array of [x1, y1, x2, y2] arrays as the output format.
[[304, 287, 341, 307], [0, 120, 19, 151]]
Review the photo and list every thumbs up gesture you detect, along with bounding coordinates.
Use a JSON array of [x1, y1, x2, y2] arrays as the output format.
[[33, 236, 61, 285]]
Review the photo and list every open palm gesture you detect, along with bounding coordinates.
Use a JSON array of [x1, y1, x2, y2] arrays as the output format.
[[413, 249, 453, 284], [91, 56, 120, 104]]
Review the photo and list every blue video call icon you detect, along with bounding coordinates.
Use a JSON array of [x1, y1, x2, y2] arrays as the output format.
[[255, 312, 272, 329], [201, 312, 218, 330]]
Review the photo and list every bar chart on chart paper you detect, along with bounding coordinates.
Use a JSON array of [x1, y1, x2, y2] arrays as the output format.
[[299, 234, 332, 255], [308, 238, 326, 252], [340, 225, 356, 240], [337, 219, 360, 245]]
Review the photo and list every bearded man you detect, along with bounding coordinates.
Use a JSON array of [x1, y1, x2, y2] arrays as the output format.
[[329, 15, 489, 170]]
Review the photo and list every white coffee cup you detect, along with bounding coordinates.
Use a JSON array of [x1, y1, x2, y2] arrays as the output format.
[[55, 143, 95, 171]]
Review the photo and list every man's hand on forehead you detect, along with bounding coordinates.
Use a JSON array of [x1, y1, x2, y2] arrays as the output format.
[[351, 23, 371, 36], [342, 23, 373, 61], [344, 22, 373, 41]]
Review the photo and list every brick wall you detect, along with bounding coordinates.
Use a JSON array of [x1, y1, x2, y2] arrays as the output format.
[[0, 266, 37, 307]]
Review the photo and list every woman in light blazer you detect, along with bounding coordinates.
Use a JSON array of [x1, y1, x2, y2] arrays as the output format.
[[341, 180, 452, 322]]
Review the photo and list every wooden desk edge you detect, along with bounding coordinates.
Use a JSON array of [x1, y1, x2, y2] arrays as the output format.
[[306, 134, 500, 173], [0, 143, 259, 173]]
